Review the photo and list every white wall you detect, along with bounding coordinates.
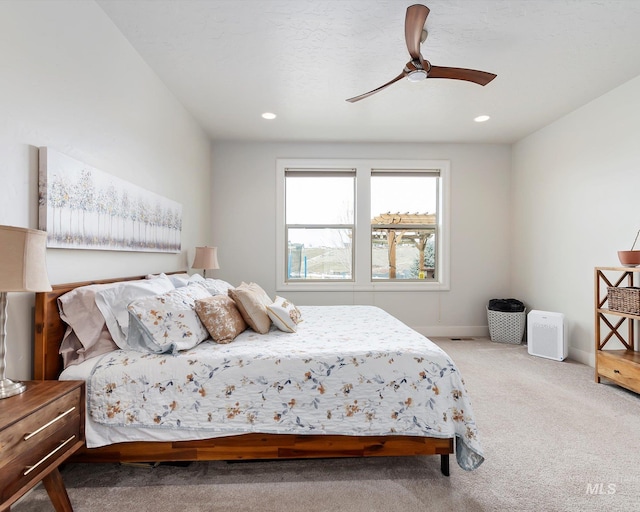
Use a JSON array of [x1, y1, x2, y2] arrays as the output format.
[[0, 1, 212, 380], [211, 141, 511, 336], [512, 75, 640, 365]]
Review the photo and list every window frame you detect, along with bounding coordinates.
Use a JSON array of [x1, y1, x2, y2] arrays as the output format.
[[276, 158, 450, 292], [370, 170, 440, 282], [284, 168, 356, 282]]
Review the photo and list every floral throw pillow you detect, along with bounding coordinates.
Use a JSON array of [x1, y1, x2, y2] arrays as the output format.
[[127, 285, 211, 353], [195, 295, 247, 344], [266, 296, 302, 333]]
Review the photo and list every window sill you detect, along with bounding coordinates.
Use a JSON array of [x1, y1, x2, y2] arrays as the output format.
[[276, 281, 450, 292]]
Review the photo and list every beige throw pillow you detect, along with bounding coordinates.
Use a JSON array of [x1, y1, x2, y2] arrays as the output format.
[[195, 295, 247, 344], [57, 282, 121, 367], [228, 282, 272, 334]]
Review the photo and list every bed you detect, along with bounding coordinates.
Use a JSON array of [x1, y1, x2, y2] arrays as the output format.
[[34, 272, 484, 476]]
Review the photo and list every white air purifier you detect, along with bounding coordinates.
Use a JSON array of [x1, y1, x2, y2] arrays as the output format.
[[527, 310, 567, 361]]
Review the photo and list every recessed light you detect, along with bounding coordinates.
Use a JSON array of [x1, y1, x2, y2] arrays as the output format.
[[474, 115, 490, 123], [261, 112, 277, 120]]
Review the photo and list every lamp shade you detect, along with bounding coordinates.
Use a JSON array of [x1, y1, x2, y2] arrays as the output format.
[[0, 225, 52, 292], [191, 246, 219, 271]]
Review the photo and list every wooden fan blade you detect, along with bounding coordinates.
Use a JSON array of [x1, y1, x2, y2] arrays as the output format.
[[427, 65, 497, 86], [346, 71, 407, 103], [405, 4, 430, 60]]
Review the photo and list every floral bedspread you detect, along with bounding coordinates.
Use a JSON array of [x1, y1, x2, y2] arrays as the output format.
[[88, 305, 484, 470]]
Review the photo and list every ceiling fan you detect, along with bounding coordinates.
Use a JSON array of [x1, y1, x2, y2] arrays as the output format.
[[346, 4, 497, 103]]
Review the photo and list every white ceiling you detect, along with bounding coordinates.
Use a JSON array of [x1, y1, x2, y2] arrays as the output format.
[[96, 0, 640, 144]]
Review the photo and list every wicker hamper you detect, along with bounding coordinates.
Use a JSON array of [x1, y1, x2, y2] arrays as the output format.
[[487, 307, 526, 344], [607, 287, 640, 315]]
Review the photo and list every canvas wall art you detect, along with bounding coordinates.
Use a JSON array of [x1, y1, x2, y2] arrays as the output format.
[[38, 147, 182, 252]]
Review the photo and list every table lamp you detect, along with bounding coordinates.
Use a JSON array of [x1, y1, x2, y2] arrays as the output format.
[[191, 246, 219, 278], [0, 225, 52, 399]]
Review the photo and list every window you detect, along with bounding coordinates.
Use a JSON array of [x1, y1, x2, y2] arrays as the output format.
[[371, 172, 439, 281], [285, 170, 355, 280], [276, 159, 449, 291]]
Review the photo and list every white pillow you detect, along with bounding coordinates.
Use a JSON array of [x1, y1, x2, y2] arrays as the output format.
[[94, 275, 175, 349], [146, 272, 205, 288], [127, 285, 212, 353], [170, 273, 205, 288], [266, 296, 302, 333], [197, 278, 235, 296]]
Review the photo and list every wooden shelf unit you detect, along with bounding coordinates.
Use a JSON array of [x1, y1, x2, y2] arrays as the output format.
[[594, 266, 640, 394]]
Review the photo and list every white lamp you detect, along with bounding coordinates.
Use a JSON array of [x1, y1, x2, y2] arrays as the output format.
[[191, 246, 219, 278], [0, 225, 52, 399]]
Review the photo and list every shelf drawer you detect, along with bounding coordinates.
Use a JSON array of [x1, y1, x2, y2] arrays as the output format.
[[597, 351, 640, 394]]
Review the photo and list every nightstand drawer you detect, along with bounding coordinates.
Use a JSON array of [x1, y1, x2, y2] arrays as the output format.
[[0, 386, 81, 462], [0, 415, 80, 503], [0, 382, 84, 509]]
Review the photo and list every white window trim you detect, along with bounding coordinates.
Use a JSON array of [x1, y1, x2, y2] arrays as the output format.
[[276, 158, 450, 292]]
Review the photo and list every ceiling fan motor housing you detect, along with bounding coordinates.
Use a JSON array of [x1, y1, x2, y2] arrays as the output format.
[[408, 69, 427, 82]]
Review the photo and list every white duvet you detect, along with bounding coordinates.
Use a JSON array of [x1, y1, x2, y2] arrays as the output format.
[[64, 305, 484, 470]]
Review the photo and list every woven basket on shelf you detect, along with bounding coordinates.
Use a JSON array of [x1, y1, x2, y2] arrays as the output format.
[[607, 287, 640, 315], [487, 307, 526, 344]]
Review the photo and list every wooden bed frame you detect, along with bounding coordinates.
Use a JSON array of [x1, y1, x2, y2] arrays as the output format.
[[33, 273, 454, 476]]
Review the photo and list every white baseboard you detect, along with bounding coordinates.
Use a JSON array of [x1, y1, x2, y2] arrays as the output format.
[[568, 346, 594, 367], [412, 324, 596, 369], [412, 325, 490, 338]]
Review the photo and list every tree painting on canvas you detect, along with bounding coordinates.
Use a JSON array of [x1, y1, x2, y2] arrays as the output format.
[[38, 147, 182, 252]]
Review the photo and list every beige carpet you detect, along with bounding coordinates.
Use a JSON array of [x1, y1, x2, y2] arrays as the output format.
[[13, 338, 640, 512]]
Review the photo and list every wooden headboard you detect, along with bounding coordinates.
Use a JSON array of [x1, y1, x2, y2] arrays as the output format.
[[33, 272, 184, 380]]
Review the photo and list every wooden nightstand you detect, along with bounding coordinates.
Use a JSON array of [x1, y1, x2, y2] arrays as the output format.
[[0, 381, 85, 512]]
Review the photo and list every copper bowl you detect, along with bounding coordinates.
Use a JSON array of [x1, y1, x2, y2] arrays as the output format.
[[618, 250, 640, 267]]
